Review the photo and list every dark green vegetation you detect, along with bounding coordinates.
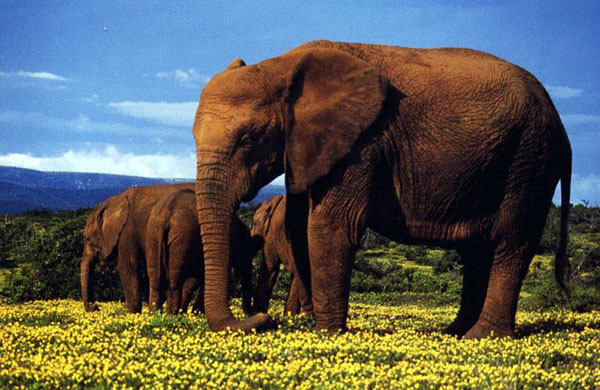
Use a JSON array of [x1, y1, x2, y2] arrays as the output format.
[[1, 204, 599, 312]]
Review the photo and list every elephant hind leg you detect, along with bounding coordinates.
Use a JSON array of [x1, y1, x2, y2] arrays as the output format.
[[443, 244, 493, 337], [118, 254, 143, 314], [463, 240, 536, 339], [180, 277, 199, 314], [285, 276, 314, 316], [284, 276, 302, 316]]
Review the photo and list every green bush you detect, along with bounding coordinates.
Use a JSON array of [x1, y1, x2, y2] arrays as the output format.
[[351, 250, 461, 296], [433, 250, 462, 275], [393, 245, 430, 265], [0, 217, 35, 268], [0, 214, 122, 303], [360, 229, 391, 250], [524, 253, 600, 312], [538, 205, 560, 254]]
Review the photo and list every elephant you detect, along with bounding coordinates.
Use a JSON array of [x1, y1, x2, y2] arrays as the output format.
[[193, 40, 572, 338], [145, 188, 258, 315], [251, 194, 313, 315], [81, 183, 194, 313]]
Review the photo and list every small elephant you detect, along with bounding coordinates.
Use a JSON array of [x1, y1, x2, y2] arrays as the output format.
[[194, 40, 572, 337], [251, 195, 313, 316], [145, 188, 257, 315], [81, 183, 194, 313]]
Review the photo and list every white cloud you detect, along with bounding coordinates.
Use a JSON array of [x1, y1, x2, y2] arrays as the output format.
[[0, 146, 195, 179], [17, 70, 67, 81], [0, 70, 68, 81], [572, 173, 600, 205], [545, 85, 583, 99], [155, 68, 211, 88], [108, 101, 197, 127], [553, 173, 600, 206], [0, 110, 188, 138], [561, 114, 600, 125], [82, 94, 99, 103], [270, 175, 285, 186]]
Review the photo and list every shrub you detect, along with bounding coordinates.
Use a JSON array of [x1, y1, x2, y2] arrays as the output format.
[[524, 255, 600, 313], [360, 229, 391, 250], [400, 245, 429, 265], [432, 250, 462, 276], [0, 214, 122, 303]]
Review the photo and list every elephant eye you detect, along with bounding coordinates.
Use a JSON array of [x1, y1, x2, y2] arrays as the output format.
[[239, 133, 254, 148]]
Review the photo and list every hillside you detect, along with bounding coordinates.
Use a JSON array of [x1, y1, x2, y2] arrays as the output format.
[[0, 166, 284, 214]]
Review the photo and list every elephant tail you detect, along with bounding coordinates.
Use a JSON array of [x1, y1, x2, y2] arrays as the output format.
[[554, 148, 571, 298]]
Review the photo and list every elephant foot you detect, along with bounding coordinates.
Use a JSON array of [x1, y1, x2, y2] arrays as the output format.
[[462, 318, 514, 339], [284, 307, 301, 317], [443, 315, 479, 337], [442, 321, 471, 338], [191, 306, 205, 315], [125, 304, 142, 314], [315, 321, 347, 335], [250, 313, 277, 332], [215, 313, 276, 333], [84, 302, 99, 312]]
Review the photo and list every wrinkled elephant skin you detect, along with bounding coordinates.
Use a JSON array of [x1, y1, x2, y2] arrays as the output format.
[[146, 188, 257, 315], [81, 183, 194, 313], [193, 40, 571, 337], [251, 195, 313, 316]]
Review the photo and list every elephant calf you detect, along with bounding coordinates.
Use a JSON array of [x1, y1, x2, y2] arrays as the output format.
[[146, 188, 258, 315], [251, 195, 313, 316], [81, 183, 194, 313]]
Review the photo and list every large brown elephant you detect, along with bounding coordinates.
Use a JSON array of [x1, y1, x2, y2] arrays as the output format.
[[193, 40, 572, 338], [251, 195, 313, 315], [146, 188, 257, 315], [81, 183, 193, 313]]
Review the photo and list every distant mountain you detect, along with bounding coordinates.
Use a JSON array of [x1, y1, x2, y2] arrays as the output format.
[[0, 166, 284, 214], [0, 165, 184, 190]]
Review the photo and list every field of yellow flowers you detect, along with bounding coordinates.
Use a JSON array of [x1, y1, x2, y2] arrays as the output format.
[[1, 295, 599, 389]]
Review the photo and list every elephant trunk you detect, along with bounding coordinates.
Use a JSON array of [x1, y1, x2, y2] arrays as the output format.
[[81, 246, 99, 312], [196, 161, 272, 332]]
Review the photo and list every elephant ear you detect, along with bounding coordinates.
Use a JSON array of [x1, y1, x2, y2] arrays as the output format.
[[98, 195, 130, 259], [283, 48, 388, 193]]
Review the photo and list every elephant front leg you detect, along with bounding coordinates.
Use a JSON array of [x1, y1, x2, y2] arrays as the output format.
[[308, 214, 355, 333], [148, 279, 163, 313], [253, 250, 281, 314], [284, 276, 302, 315], [166, 272, 184, 315]]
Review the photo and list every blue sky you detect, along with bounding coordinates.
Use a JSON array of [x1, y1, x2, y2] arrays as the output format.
[[1, 1, 599, 203]]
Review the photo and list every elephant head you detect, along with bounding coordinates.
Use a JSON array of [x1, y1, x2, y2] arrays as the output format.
[[194, 46, 389, 331], [81, 195, 129, 312], [250, 194, 283, 240]]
